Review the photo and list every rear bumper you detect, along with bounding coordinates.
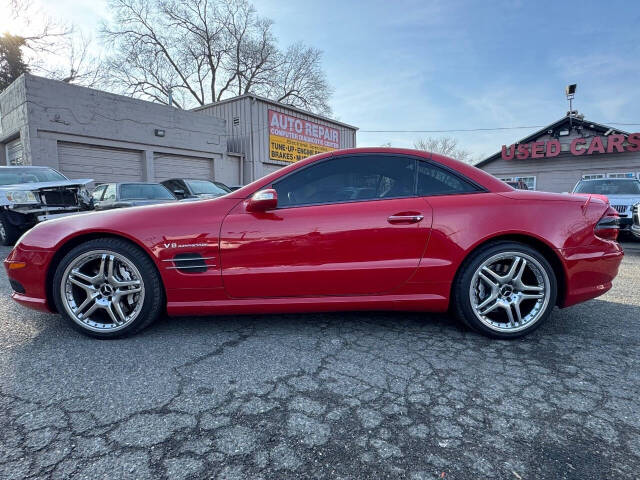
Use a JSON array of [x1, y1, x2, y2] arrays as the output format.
[[560, 243, 624, 308]]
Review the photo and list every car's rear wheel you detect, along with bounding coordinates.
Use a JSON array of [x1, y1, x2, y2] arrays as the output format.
[[0, 212, 22, 246], [453, 241, 557, 339], [53, 238, 164, 338]]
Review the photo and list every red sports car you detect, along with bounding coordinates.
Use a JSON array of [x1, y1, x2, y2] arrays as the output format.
[[4, 148, 623, 339]]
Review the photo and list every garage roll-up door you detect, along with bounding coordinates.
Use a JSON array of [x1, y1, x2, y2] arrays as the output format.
[[154, 154, 213, 182], [58, 142, 143, 183]]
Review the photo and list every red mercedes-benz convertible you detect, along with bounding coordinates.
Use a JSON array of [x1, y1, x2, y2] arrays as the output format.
[[4, 148, 623, 339]]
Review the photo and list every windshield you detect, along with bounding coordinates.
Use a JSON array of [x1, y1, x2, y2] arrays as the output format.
[[120, 184, 176, 200], [574, 179, 640, 195], [0, 167, 68, 186], [186, 180, 228, 196]]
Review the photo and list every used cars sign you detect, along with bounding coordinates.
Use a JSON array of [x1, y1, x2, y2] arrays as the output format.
[[501, 133, 640, 160]]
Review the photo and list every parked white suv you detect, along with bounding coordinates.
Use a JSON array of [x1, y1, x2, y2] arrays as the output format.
[[572, 178, 640, 232], [0, 166, 93, 245]]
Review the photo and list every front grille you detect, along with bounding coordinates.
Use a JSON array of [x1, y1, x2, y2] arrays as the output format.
[[612, 204, 628, 214], [40, 189, 78, 207]]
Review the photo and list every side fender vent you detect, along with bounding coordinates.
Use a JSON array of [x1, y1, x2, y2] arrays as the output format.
[[168, 253, 209, 273]]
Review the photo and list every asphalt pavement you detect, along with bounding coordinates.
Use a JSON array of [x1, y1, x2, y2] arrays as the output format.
[[0, 243, 639, 479]]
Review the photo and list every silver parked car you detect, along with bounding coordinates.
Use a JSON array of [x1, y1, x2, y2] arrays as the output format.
[[0, 166, 93, 245], [92, 182, 177, 211]]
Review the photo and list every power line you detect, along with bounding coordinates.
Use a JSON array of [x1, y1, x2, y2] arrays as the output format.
[[358, 122, 640, 134]]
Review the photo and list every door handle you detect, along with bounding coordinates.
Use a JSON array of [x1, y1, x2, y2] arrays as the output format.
[[387, 214, 424, 224]]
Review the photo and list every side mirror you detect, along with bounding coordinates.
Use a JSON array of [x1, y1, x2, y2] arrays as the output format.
[[173, 189, 185, 198], [247, 188, 277, 212]]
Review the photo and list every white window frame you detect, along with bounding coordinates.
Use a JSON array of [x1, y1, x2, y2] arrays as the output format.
[[582, 173, 605, 180], [607, 172, 635, 179], [499, 176, 536, 190]]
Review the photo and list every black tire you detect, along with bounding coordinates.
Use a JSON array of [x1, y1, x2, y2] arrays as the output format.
[[452, 241, 557, 339], [0, 212, 23, 246], [52, 237, 164, 339]]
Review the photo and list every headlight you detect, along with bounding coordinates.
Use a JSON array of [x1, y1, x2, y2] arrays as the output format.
[[5, 190, 39, 204]]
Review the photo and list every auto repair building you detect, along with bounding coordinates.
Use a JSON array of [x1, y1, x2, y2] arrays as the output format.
[[0, 74, 357, 185], [476, 115, 640, 192]]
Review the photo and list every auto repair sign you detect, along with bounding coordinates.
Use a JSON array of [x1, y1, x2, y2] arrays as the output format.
[[268, 109, 340, 162]]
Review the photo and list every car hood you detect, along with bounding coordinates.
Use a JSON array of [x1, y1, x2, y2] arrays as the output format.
[[0, 179, 93, 191], [17, 196, 241, 252], [126, 199, 177, 206], [601, 194, 640, 205]]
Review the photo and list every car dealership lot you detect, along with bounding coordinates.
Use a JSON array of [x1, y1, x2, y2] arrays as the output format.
[[0, 245, 639, 480]]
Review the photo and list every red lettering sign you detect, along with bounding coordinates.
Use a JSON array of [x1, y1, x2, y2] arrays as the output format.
[[500, 133, 640, 160]]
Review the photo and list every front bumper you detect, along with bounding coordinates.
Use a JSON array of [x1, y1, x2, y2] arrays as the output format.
[[4, 244, 56, 313]]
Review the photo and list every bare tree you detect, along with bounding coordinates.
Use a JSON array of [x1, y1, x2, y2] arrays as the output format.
[[101, 0, 332, 114], [3, 0, 104, 88], [414, 136, 476, 163]]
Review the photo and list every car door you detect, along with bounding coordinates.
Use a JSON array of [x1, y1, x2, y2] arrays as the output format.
[[220, 154, 433, 298]]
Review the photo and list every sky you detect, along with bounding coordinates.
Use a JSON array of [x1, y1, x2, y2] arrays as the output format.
[[4, 0, 640, 159]]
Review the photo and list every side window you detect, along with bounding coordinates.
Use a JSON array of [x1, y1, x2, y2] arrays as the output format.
[[103, 184, 117, 201], [164, 180, 183, 193], [416, 162, 479, 196], [92, 185, 106, 201], [274, 155, 416, 208]]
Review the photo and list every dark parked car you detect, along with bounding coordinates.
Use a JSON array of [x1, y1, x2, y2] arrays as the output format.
[[92, 182, 177, 211], [161, 178, 231, 199]]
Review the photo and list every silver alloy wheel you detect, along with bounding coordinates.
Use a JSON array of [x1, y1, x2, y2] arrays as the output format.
[[469, 251, 550, 333], [0, 221, 5, 243], [60, 250, 145, 332]]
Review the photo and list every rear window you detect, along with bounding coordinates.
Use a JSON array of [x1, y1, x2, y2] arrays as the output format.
[[574, 179, 640, 195], [0, 167, 68, 185], [120, 184, 175, 200]]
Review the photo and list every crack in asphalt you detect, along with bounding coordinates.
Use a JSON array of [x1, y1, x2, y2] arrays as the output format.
[[0, 246, 639, 479]]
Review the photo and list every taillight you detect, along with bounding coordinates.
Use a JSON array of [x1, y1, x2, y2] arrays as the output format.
[[594, 206, 620, 241]]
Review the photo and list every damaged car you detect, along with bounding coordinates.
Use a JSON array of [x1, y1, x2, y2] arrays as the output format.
[[0, 166, 93, 246]]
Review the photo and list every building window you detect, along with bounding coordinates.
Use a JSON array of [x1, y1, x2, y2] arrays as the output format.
[[582, 174, 605, 180], [499, 176, 536, 190], [607, 172, 636, 179]]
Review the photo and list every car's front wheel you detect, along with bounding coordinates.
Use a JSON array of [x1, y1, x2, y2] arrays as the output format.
[[53, 238, 164, 338], [452, 241, 557, 339]]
